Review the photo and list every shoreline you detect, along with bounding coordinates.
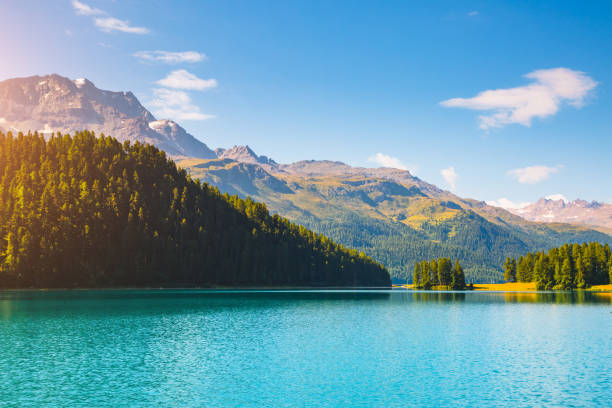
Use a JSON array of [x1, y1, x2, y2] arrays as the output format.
[[2, 283, 610, 293], [0, 286, 394, 292], [393, 282, 612, 293]]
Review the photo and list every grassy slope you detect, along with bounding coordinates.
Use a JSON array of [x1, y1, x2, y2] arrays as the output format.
[[181, 158, 611, 283]]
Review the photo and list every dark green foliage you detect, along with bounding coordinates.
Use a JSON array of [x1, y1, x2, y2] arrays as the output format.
[[413, 257, 466, 289], [503, 257, 517, 282], [437, 258, 452, 287], [506, 242, 611, 290], [451, 260, 465, 290], [296, 211, 610, 284], [0, 131, 390, 288]]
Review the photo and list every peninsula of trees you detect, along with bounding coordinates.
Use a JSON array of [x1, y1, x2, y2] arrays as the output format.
[[502, 242, 612, 290], [0, 131, 390, 288], [412, 258, 466, 289]]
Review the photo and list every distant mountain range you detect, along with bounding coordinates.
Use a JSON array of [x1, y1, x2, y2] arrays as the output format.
[[508, 198, 612, 230], [2, 74, 610, 282], [179, 149, 610, 282]]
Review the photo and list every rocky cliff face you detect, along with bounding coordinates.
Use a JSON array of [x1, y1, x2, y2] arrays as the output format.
[[512, 198, 612, 229], [0, 74, 215, 158], [216, 145, 278, 168]]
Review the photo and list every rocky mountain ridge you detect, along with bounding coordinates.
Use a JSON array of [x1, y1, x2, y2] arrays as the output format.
[[0, 74, 216, 158], [511, 198, 612, 230], [2, 73, 609, 282]]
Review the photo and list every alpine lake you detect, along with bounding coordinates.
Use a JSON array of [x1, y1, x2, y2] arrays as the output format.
[[1, 289, 610, 407]]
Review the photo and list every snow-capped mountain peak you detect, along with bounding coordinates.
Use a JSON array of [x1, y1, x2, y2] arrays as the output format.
[[0, 74, 215, 159]]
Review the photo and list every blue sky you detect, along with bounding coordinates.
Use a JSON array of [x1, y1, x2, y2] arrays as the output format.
[[2, 0, 612, 205]]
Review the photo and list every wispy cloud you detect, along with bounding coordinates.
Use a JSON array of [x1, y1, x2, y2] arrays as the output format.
[[72, 0, 103, 16], [72, 1, 149, 34], [134, 51, 206, 64], [486, 198, 530, 210], [368, 152, 417, 174], [157, 69, 217, 90], [441, 68, 597, 129], [149, 89, 215, 121], [441, 166, 458, 189], [507, 165, 561, 184], [94, 17, 149, 34], [467, 11, 479, 16]]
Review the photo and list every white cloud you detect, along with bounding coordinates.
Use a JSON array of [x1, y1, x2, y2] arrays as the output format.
[[486, 198, 530, 210], [134, 51, 206, 64], [72, 1, 149, 34], [468, 11, 479, 16], [440, 68, 597, 129], [507, 165, 560, 184], [368, 153, 409, 170], [156, 70, 217, 90], [94, 17, 149, 34], [149, 88, 215, 121], [545, 194, 568, 202], [440, 166, 458, 189], [72, 0, 104, 16]]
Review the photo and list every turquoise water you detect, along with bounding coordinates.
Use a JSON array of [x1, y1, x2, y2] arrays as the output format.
[[0, 290, 610, 407]]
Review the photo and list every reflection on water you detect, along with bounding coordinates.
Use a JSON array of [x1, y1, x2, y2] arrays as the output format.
[[0, 289, 610, 407], [500, 290, 612, 304], [0, 288, 610, 308], [0, 289, 609, 322]]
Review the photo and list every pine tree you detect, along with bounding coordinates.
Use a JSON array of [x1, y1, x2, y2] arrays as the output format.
[[0, 131, 391, 289], [503, 257, 517, 282], [559, 257, 573, 290], [575, 254, 586, 289], [413, 262, 421, 288], [451, 260, 465, 289], [420, 261, 432, 289], [553, 260, 562, 288], [533, 255, 550, 290], [437, 258, 452, 288]]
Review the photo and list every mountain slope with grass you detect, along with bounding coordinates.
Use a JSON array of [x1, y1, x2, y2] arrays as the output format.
[[180, 153, 611, 283], [0, 131, 390, 288], [2, 74, 607, 284]]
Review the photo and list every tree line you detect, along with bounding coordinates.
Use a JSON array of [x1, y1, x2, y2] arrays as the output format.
[[0, 131, 390, 288], [296, 210, 609, 284], [503, 242, 612, 290], [412, 258, 466, 289]]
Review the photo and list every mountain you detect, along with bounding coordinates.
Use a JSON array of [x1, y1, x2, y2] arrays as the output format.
[[511, 198, 612, 230], [2, 74, 609, 283], [0, 74, 216, 158], [179, 148, 612, 283], [216, 145, 278, 167], [0, 131, 390, 288]]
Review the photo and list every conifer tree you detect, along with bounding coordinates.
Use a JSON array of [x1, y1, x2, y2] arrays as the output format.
[[437, 258, 452, 288], [0, 131, 390, 288], [451, 260, 465, 290], [559, 257, 573, 290], [413, 262, 421, 288], [503, 257, 517, 282]]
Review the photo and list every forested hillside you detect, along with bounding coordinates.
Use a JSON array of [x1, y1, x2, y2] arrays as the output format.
[[503, 242, 612, 290], [182, 157, 612, 283], [0, 131, 390, 288]]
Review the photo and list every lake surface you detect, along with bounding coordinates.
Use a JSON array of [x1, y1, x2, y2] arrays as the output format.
[[0, 290, 610, 407]]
